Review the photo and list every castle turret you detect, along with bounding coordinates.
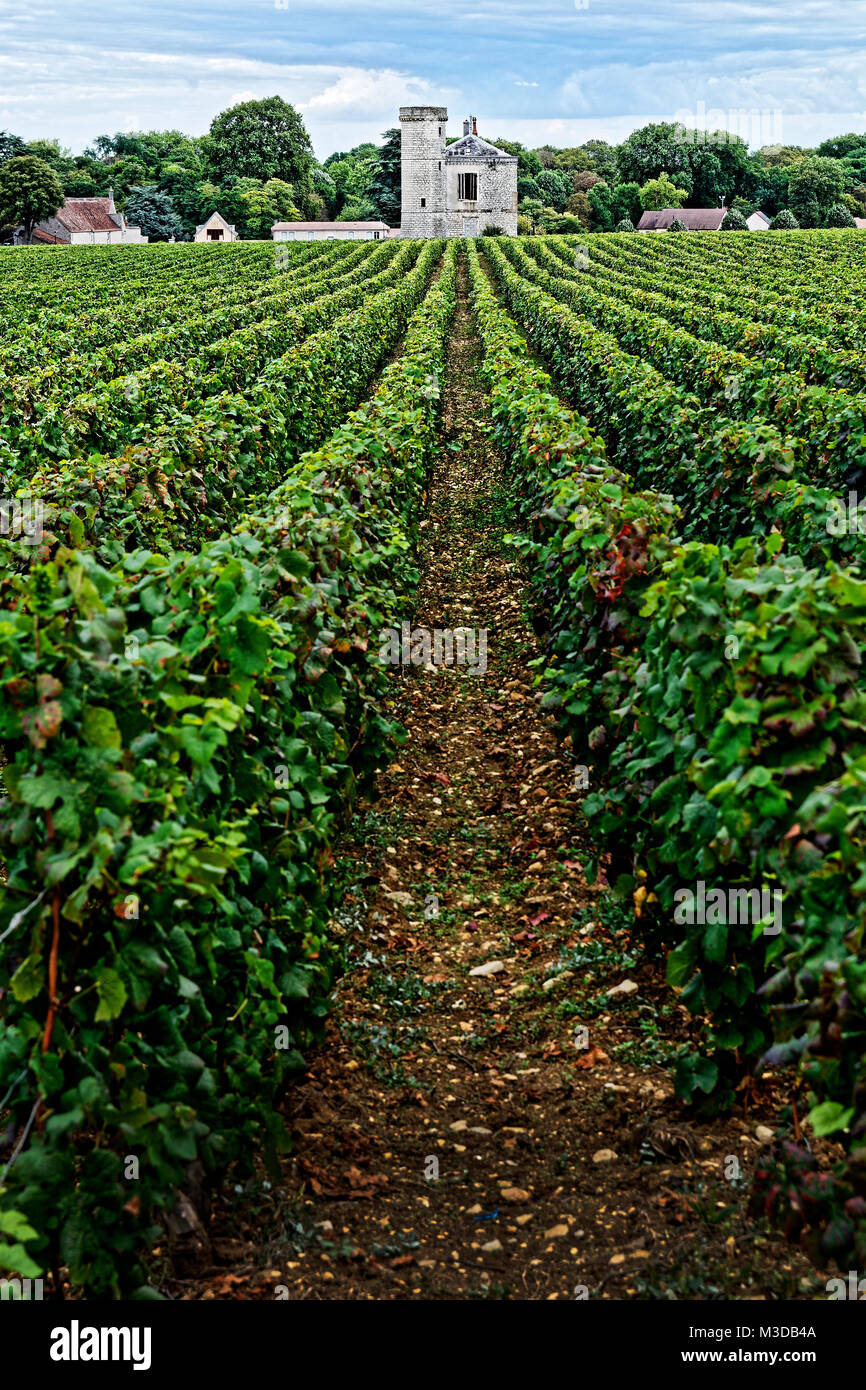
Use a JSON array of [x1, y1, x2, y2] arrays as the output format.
[[399, 106, 447, 237]]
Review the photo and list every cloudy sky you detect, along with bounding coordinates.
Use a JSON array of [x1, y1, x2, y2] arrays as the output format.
[[1, 0, 864, 157]]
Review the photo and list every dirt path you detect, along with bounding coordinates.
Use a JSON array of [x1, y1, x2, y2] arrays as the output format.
[[171, 251, 822, 1303]]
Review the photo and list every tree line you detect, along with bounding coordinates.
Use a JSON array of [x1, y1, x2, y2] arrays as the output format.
[[1, 96, 864, 242]]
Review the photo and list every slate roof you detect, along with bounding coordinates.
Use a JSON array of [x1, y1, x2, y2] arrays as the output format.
[[638, 207, 728, 231], [54, 198, 122, 233], [444, 133, 516, 161]]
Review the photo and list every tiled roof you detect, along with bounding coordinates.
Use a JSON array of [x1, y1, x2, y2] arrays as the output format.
[[271, 220, 390, 231], [54, 198, 121, 233], [638, 207, 728, 231]]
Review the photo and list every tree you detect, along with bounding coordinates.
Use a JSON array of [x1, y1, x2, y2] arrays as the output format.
[[788, 155, 847, 223], [817, 133, 866, 160], [206, 97, 314, 210], [0, 156, 63, 242], [587, 180, 616, 231], [792, 193, 821, 229], [769, 208, 799, 229], [639, 170, 688, 211], [555, 140, 617, 182], [336, 197, 378, 222], [612, 181, 642, 226], [720, 207, 748, 230], [0, 131, 27, 163], [618, 121, 750, 206], [668, 217, 688, 232], [517, 176, 542, 203], [824, 202, 857, 228], [618, 122, 694, 188], [563, 190, 591, 229], [756, 144, 811, 168], [240, 179, 300, 237], [492, 138, 542, 179], [366, 128, 401, 227], [518, 197, 546, 233], [615, 218, 636, 232], [572, 170, 601, 193], [122, 187, 183, 241], [536, 169, 571, 212]]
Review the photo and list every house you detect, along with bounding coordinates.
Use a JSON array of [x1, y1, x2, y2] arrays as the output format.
[[746, 210, 772, 231], [271, 220, 390, 241], [26, 189, 147, 245], [638, 208, 728, 232], [399, 108, 518, 237], [855, 218, 866, 230], [194, 211, 237, 242]]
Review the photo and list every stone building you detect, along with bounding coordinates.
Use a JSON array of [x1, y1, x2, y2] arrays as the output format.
[[399, 107, 518, 237], [26, 190, 147, 245], [194, 211, 238, 242], [271, 220, 390, 241]]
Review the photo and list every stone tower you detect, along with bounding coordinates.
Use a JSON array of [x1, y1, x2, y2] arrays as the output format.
[[399, 106, 447, 237]]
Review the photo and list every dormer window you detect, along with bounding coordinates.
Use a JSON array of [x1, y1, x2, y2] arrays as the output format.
[[458, 172, 478, 201]]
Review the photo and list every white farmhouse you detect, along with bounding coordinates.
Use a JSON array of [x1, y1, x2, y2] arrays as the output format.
[[746, 210, 771, 231], [194, 211, 238, 242], [399, 107, 518, 237], [28, 190, 147, 245], [272, 220, 390, 241]]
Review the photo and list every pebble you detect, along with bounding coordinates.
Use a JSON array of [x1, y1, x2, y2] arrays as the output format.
[[606, 979, 639, 998], [470, 961, 505, 977], [467, 1203, 483, 1215], [469, 1126, 492, 1136], [542, 970, 574, 992], [592, 1149, 618, 1164], [481, 1239, 503, 1253], [755, 1125, 775, 1143], [500, 1187, 531, 1203], [449, 1120, 468, 1132], [516, 1213, 533, 1226], [544, 1224, 569, 1240]]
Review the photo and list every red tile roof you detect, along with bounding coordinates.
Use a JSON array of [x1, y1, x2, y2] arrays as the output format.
[[55, 198, 121, 233]]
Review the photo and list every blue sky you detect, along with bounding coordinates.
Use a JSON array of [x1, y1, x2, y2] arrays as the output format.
[[1, 0, 865, 157]]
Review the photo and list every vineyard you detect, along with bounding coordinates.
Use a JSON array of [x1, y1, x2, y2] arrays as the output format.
[[1, 228, 866, 1301]]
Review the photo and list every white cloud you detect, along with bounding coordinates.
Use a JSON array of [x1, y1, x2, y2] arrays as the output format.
[[301, 66, 459, 116]]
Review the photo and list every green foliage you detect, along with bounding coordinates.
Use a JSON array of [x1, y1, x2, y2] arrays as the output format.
[[824, 201, 857, 228], [0, 156, 64, 241], [769, 208, 799, 229], [122, 187, 184, 242], [0, 238, 455, 1295], [720, 207, 748, 230], [639, 170, 689, 211], [206, 97, 314, 212], [475, 230, 866, 1256]]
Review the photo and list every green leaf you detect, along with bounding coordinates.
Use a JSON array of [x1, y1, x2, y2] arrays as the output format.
[[807, 1101, 854, 1137], [82, 706, 122, 749], [95, 968, 128, 1022]]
